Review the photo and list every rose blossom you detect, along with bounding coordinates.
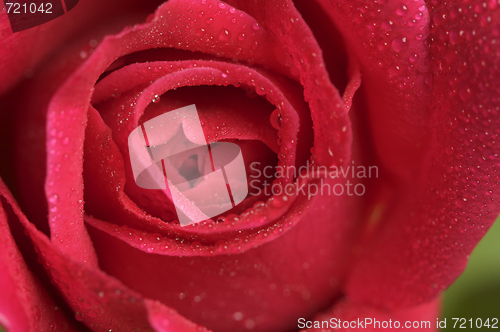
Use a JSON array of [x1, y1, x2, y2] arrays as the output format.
[[0, 0, 499, 331]]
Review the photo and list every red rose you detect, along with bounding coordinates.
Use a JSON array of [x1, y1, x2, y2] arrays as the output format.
[[0, 0, 498, 331]]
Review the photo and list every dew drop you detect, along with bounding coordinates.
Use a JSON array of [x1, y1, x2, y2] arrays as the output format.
[[396, 4, 408, 16], [218, 29, 230, 41], [270, 110, 282, 129], [252, 22, 260, 30], [152, 95, 160, 103], [391, 36, 408, 52], [253, 201, 265, 210], [377, 41, 390, 51], [238, 33, 246, 41], [388, 64, 403, 76], [49, 194, 59, 204], [255, 86, 266, 96], [381, 20, 393, 31], [459, 87, 473, 101]]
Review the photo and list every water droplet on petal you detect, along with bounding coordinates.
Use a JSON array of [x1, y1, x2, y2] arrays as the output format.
[[391, 36, 408, 52], [152, 95, 160, 103], [377, 41, 390, 51], [389, 64, 403, 76], [255, 86, 265, 96], [49, 194, 58, 204], [396, 4, 408, 15], [270, 110, 282, 129], [459, 87, 473, 101], [218, 29, 230, 41], [252, 22, 260, 30]]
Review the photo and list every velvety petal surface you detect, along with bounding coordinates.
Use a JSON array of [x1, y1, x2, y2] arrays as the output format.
[[313, 0, 500, 308], [5, 0, 367, 331], [0, 0, 167, 95], [1, 177, 209, 332], [0, 181, 79, 332]]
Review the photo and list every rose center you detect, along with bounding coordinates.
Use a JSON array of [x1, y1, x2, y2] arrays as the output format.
[[177, 154, 202, 187]]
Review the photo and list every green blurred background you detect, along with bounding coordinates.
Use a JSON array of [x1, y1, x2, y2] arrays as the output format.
[[441, 216, 500, 330], [0, 217, 499, 331]]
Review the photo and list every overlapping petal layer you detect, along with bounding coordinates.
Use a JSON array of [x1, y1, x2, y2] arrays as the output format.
[[1, 0, 495, 331], [2, 0, 364, 331], [312, 0, 500, 308]]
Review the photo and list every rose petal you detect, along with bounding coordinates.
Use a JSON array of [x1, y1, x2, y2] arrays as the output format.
[[0, 185, 78, 332], [84, 67, 303, 234], [345, 0, 500, 308], [313, 0, 431, 179], [85, 178, 365, 332], [39, 0, 314, 262], [5, 2, 366, 331], [0, 177, 207, 332], [0, 0, 167, 95], [6, 0, 175, 264], [145, 299, 210, 332], [225, 0, 352, 167]]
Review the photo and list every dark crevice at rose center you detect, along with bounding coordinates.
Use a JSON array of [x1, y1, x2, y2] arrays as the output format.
[[137, 85, 284, 221], [177, 154, 202, 186]]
